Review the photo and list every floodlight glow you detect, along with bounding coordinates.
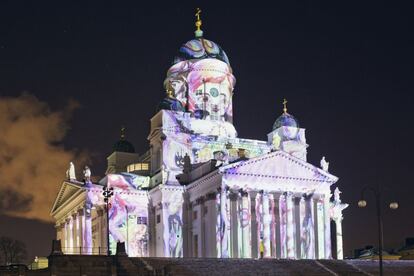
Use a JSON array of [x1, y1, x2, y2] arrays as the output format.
[[389, 202, 399, 210], [358, 200, 367, 208]]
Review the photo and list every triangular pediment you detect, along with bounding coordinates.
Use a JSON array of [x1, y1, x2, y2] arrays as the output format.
[[219, 151, 338, 194], [50, 180, 84, 215]]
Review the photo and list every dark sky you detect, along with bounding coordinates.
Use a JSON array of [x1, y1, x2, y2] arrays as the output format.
[[1, 1, 413, 261]]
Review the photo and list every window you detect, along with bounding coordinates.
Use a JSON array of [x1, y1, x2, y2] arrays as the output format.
[[127, 163, 150, 172], [193, 210, 198, 220], [156, 214, 161, 224], [137, 217, 147, 225]]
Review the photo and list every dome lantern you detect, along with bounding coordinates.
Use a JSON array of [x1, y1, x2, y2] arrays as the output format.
[[173, 9, 230, 65], [195, 8, 203, 38]]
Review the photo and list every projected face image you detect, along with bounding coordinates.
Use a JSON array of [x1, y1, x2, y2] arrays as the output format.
[[165, 58, 235, 122], [190, 80, 232, 121]]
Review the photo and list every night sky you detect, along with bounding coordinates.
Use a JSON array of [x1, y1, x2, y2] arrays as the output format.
[[0, 1, 413, 262]]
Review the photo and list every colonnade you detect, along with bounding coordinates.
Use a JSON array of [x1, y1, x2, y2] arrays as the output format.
[[215, 186, 342, 259], [57, 207, 101, 255]]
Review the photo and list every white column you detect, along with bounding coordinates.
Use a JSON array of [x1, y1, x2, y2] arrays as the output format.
[[335, 218, 344, 259], [316, 198, 325, 259], [300, 196, 316, 259], [67, 217, 73, 254], [240, 190, 251, 258], [75, 213, 81, 254], [230, 193, 239, 258], [84, 207, 93, 254], [307, 196, 316, 259], [200, 197, 206, 258], [60, 223, 66, 254], [255, 192, 262, 258], [97, 208, 105, 254], [77, 209, 84, 254], [279, 194, 287, 258], [286, 192, 295, 259], [216, 190, 222, 258], [270, 193, 279, 258], [220, 186, 231, 258], [299, 197, 306, 259], [323, 194, 332, 259], [262, 192, 271, 258]]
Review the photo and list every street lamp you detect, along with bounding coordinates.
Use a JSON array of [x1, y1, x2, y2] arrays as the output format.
[[358, 186, 398, 276], [102, 186, 114, 256]]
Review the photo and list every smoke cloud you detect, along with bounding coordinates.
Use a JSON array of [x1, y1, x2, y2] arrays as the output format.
[[0, 93, 84, 222]]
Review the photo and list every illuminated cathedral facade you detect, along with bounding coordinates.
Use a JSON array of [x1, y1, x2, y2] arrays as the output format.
[[51, 12, 348, 260]]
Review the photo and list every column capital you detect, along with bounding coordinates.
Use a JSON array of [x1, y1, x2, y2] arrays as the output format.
[[195, 196, 205, 205], [55, 224, 63, 230], [77, 208, 85, 216], [229, 192, 239, 201], [206, 191, 217, 201], [283, 191, 294, 198]]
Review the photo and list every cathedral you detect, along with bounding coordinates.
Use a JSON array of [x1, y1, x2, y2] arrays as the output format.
[[50, 10, 348, 260]]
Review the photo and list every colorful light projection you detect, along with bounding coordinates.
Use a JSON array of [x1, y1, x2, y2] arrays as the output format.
[[300, 196, 315, 259], [160, 110, 269, 185], [161, 188, 184, 257], [277, 193, 297, 259], [270, 127, 307, 161], [255, 192, 275, 258], [216, 186, 231, 258], [238, 191, 251, 258], [173, 38, 230, 65], [316, 200, 325, 258], [87, 173, 150, 257], [165, 55, 236, 123], [279, 193, 288, 258]]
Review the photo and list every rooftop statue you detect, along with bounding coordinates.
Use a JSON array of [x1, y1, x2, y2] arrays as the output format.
[[320, 156, 329, 172], [66, 162, 76, 181], [83, 166, 91, 184], [334, 187, 342, 203]]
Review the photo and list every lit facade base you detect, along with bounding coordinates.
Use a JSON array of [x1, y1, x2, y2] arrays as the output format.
[[51, 150, 345, 259]]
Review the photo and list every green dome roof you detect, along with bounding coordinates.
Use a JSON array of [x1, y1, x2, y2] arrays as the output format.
[[113, 139, 135, 153]]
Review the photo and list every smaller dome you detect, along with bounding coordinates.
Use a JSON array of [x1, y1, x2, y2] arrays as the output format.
[[157, 93, 185, 112], [113, 140, 135, 153], [273, 113, 299, 131], [113, 127, 135, 153]]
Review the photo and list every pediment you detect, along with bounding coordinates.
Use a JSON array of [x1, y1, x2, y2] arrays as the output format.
[[219, 151, 338, 194], [50, 181, 84, 215]]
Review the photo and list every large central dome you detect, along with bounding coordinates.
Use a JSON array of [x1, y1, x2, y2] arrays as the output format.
[[173, 38, 230, 65]]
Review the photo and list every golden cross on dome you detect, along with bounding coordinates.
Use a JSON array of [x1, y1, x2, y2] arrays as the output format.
[[195, 8, 201, 22], [195, 8, 202, 32], [283, 98, 288, 114]]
